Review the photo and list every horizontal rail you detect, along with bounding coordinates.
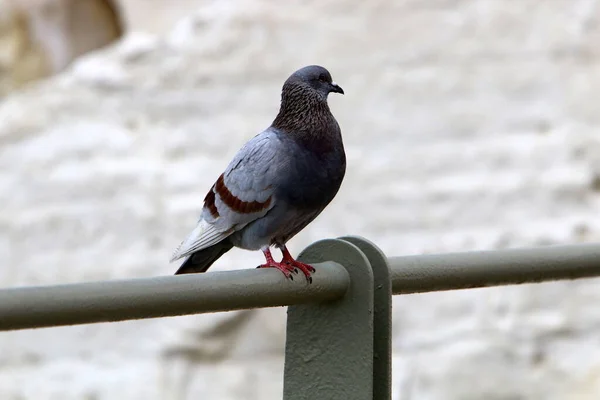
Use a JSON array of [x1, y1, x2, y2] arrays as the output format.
[[390, 244, 600, 294], [0, 262, 349, 331], [3, 242, 600, 332]]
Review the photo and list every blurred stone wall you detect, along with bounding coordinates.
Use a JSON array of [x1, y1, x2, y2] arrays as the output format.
[[0, 0, 122, 96], [1, 0, 600, 399]]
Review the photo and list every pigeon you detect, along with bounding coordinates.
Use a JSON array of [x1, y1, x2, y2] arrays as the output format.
[[170, 65, 346, 282]]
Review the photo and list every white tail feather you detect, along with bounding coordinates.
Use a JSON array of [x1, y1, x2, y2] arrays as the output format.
[[170, 219, 231, 262]]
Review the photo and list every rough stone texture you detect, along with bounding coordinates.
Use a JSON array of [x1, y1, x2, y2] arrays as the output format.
[[1, 0, 600, 399], [0, 0, 122, 96], [116, 0, 204, 33], [0, 0, 50, 95]]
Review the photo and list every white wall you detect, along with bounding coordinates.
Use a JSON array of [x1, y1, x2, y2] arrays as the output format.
[[1, 1, 600, 399]]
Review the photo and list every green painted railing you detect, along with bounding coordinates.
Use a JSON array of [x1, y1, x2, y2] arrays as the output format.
[[2, 236, 600, 400]]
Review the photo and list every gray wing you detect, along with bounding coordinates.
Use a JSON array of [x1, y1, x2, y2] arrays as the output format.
[[170, 128, 287, 261]]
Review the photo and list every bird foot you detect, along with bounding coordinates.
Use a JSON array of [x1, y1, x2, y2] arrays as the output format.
[[258, 247, 315, 283], [257, 260, 298, 281], [282, 259, 315, 283]]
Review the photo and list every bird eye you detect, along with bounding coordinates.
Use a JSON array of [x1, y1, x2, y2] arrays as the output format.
[[318, 75, 327, 82]]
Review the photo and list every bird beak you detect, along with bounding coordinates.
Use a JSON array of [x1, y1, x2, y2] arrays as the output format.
[[330, 81, 344, 95]]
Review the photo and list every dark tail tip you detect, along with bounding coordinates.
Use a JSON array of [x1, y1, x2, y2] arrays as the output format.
[[174, 239, 233, 275]]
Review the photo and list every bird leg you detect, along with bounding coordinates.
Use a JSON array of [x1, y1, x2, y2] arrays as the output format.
[[257, 247, 297, 280], [281, 246, 315, 283]]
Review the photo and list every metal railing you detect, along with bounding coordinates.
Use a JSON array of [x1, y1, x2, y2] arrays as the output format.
[[2, 236, 600, 400]]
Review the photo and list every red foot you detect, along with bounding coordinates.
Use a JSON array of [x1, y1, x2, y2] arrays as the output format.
[[257, 247, 316, 283], [257, 259, 297, 280], [281, 246, 315, 283], [257, 248, 298, 280]]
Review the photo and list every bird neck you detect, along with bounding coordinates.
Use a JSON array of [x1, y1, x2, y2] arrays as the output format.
[[271, 84, 337, 147]]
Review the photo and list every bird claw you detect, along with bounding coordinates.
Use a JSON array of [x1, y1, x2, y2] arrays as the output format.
[[259, 249, 316, 283], [281, 259, 315, 283], [257, 260, 296, 280]]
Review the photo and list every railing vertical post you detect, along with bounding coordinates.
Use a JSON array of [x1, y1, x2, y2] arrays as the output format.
[[341, 236, 392, 400], [283, 238, 375, 400]]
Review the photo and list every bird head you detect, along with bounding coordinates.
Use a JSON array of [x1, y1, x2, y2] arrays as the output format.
[[286, 65, 344, 99]]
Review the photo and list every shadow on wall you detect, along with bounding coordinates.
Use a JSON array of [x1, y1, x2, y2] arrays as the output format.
[[0, 0, 123, 96]]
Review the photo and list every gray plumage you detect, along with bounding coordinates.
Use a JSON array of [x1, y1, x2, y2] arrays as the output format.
[[171, 65, 346, 278]]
